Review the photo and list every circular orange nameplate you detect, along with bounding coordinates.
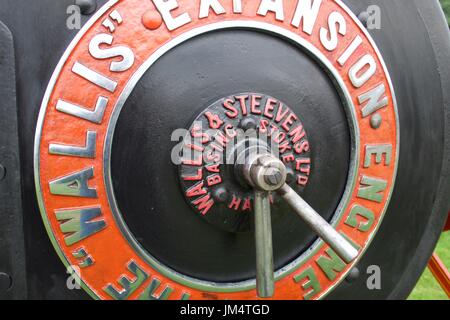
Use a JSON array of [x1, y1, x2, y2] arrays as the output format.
[[35, 0, 398, 300]]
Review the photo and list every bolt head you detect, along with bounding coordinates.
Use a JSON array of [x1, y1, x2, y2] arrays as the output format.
[[239, 117, 257, 131], [345, 267, 360, 283], [0, 165, 5, 181], [358, 11, 370, 27], [75, 0, 97, 15], [213, 187, 229, 203], [0, 273, 12, 293], [246, 155, 287, 191], [370, 113, 382, 129], [264, 169, 283, 186], [142, 10, 163, 30]]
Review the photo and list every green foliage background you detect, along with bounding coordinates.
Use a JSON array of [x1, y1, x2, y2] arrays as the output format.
[[409, 233, 449, 300], [441, 0, 450, 23]]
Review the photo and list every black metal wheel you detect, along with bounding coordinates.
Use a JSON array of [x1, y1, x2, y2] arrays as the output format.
[[0, 0, 448, 299]]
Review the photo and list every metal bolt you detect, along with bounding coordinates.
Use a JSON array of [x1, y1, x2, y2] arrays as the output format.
[[358, 11, 369, 28], [345, 267, 361, 283], [142, 10, 163, 30], [264, 169, 283, 187], [75, 0, 97, 15], [0, 273, 12, 293], [244, 155, 287, 192], [239, 117, 257, 131], [0, 165, 5, 181], [370, 113, 382, 129], [213, 187, 229, 203]]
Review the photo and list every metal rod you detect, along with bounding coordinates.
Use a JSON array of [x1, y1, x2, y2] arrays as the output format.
[[278, 184, 359, 264], [254, 191, 274, 298]]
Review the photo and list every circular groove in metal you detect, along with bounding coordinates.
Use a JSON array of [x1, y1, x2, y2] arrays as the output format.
[[103, 21, 360, 293]]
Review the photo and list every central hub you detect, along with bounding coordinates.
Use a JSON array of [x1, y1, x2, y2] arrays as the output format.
[[241, 154, 287, 192], [178, 93, 312, 232]]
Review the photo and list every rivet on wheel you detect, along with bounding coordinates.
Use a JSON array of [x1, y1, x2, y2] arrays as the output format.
[[239, 117, 257, 131], [142, 10, 163, 30], [345, 267, 361, 283], [0, 165, 6, 181], [213, 187, 229, 203], [358, 11, 369, 28], [75, 0, 97, 15], [370, 113, 382, 129], [0, 273, 12, 293]]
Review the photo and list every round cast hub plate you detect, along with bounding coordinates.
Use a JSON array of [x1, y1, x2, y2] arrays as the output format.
[[178, 92, 312, 233]]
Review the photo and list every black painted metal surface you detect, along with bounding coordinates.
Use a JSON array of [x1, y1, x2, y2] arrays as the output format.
[[0, 0, 104, 300], [0, 20, 27, 299]]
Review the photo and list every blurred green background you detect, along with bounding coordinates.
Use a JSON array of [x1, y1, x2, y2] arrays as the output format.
[[409, 233, 449, 300], [408, 0, 450, 301], [441, 0, 450, 24]]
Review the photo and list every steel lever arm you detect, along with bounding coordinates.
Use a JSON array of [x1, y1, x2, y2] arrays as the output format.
[[254, 191, 275, 298], [244, 154, 358, 298], [277, 184, 359, 263]]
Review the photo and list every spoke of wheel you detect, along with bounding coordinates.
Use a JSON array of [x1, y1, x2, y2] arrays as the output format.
[[278, 184, 359, 264], [254, 191, 275, 298]]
